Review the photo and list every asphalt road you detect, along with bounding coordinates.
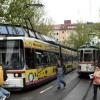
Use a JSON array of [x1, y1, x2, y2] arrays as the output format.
[[7, 70, 99, 100]]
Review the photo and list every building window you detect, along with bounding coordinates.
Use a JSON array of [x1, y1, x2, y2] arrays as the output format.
[[62, 31, 64, 33]]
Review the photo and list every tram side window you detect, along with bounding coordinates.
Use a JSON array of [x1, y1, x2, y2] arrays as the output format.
[[35, 51, 49, 66], [65, 56, 68, 63], [73, 56, 77, 61], [68, 55, 72, 62], [62, 54, 64, 62], [0, 26, 8, 34], [73, 55, 77, 61], [7, 26, 16, 35], [15, 27, 24, 36], [72, 56, 74, 61], [62, 54, 67, 63], [36, 52, 42, 66], [71, 56, 74, 62], [29, 30, 35, 38], [25, 48, 35, 69], [49, 53, 58, 64], [67, 55, 71, 62], [42, 52, 49, 64]]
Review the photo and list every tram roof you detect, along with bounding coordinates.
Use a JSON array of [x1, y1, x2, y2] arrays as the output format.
[[78, 45, 99, 50], [0, 23, 56, 41], [0, 23, 76, 51]]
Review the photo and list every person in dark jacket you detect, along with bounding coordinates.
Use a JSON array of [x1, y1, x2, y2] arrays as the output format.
[[56, 59, 66, 89]]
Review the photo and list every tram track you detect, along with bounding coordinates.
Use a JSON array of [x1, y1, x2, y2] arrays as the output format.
[[53, 77, 80, 100], [62, 78, 91, 100], [38, 75, 80, 100], [35, 77, 92, 100], [82, 80, 93, 100]]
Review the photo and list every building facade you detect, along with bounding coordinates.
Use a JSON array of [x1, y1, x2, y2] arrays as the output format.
[[52, 20, 76, 43]]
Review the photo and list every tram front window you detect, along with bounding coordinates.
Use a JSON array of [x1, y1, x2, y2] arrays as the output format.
[[80, 50, 83, 61], [84, 53, 92, 61], [0, 40, 24, 70]]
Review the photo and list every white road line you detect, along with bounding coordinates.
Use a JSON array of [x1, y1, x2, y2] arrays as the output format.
[[40, 86, 53, 94]]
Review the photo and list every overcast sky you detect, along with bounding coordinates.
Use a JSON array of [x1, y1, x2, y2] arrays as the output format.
[[42, 0, 100, 24]]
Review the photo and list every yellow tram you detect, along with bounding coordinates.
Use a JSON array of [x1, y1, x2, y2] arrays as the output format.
[[0, 24, 77, 90]]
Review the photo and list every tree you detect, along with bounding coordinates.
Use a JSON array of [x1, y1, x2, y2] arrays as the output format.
[[0, 0, 9, 22], [66, 22, 100, 49], [0, 0, 53, 35], [35, 18, 53, 35]]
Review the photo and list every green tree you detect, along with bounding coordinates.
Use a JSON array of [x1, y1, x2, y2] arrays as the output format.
[[0, 0, 53, 35], [35, 18, 53, 35], [66, 22, 100, 49], [91, 23, 100, 38], [0, 0, 8, 22]]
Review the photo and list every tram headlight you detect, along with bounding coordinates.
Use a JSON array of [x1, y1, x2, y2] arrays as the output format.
[[14, 73, 21, 77], [14, 73, 18, 77]]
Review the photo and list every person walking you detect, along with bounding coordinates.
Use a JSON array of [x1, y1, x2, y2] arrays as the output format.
[[56, 59, 66, 90], [91, 64, 100, 100], [0, 65, 10, 100]]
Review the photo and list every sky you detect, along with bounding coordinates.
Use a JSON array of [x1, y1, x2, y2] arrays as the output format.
[[42, 0, 100, 24]]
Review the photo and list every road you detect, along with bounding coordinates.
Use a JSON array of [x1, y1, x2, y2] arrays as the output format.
[[7, 70, 100, 100]]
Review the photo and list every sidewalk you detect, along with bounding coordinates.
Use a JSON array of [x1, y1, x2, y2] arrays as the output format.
[[85, 85, 100, 100]]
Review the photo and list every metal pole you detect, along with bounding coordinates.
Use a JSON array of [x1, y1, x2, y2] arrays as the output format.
[[59, 46, 63, 65]]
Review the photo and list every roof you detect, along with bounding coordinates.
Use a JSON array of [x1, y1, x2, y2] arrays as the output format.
[[79, 45, 99, 50], [0, 23, 76, 51]]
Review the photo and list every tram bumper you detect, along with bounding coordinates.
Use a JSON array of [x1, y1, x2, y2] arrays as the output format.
[[3, 78, 24, 90], [78, 70, 94, 78], [78, 71, 93, 74]]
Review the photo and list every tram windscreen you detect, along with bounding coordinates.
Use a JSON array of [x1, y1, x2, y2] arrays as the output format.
[[84, 53, 92, 61], [0, 40, 24, 70]]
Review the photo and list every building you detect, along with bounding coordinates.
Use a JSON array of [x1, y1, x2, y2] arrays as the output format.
[[52, 20, 76, 43]]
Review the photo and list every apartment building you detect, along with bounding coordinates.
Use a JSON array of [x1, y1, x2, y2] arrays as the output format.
[[52, 20, 76, 42]]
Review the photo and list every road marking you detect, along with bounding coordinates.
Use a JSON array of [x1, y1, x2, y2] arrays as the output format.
[[40, 86, 53, 94]]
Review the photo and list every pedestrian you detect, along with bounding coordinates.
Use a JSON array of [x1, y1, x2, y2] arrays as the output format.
[[0, 64, 10, 100], [90, 63, 100, 100], [56, 59, 66, 90]]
